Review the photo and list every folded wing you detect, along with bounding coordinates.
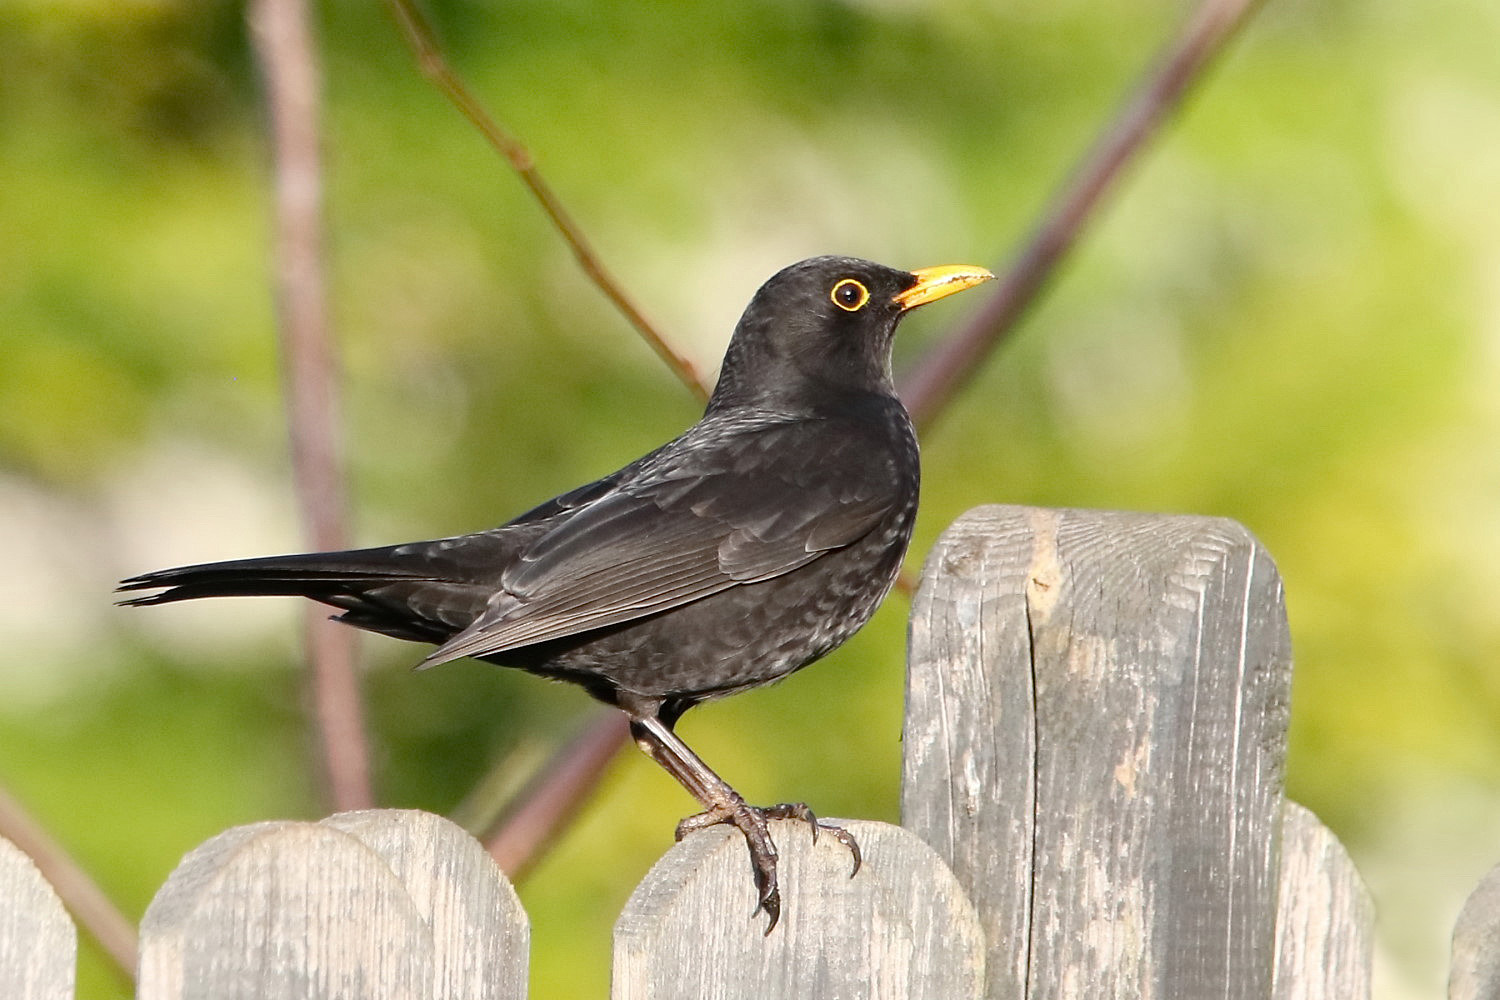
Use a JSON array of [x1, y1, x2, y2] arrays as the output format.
[[420, 421, 903, 667]]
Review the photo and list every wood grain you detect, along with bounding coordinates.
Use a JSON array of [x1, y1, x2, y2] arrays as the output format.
[[613, 819, 983, 999], [137, 810, 525, 1000], [1449, 862, 1500, 1000], [905, 505, 1293, 998], [0, 834, 75, 1000], [1271, 801, 1373, 999]]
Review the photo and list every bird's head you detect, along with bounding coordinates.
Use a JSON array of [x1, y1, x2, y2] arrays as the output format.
[[710, 256, 993, 410]]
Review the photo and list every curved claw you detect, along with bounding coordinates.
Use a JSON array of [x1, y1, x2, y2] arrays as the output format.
[[827, 824, 862, 878], [751, 863, 783, 934], [764, 801, 818, 843], [764, 802, 862, 877], [677, 800, 784, 933], [674, 801, 863, 933]]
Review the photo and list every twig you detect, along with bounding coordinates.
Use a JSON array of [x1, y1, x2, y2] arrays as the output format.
[[249, 0, 374, 810], [480, 711, 632, 879], [0, 785, 138, 982], [899, 0, 1268, 429], [383, 0, 712, 402]]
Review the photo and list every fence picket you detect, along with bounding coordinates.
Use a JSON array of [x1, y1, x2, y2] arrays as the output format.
[[1449, 862, 1500, 1000], [323, 810, 529, 999], [1272, 801, 1374, 999], [0, 835, 75, 1000], [612, 818, 983, 999], [137, 810, 526, 1000], [905, 505, 1294, 999]]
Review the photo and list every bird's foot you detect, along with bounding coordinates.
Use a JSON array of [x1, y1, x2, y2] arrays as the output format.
[[674, 800, 861, 933], [761, 802, 862, 877], [676, 800, 783, 931]]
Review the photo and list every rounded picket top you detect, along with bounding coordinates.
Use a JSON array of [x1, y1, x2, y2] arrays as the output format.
[[323, 809, 528, 999], [1272, 801, 1374, 999], [1450, 862, 1500, 1000], [907, 505, 1294, 998], [0, 834, 76, 1000], [614, 818, 983, 1000], [139, 820, 432, 1000], [139, 810, 526, 1000]]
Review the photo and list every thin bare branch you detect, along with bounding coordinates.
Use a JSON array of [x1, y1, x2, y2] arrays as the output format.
[[899, 0, 1268, 429], [0, 785, 138, 982], [249, 0, 374, 810], [384, 0, 712, 402], [480, 710, 632, 879]]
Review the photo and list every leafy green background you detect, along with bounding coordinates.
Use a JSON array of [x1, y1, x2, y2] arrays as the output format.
[[3, 0, 1498, 996]]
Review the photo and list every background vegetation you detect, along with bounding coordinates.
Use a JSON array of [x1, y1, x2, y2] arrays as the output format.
[[3, 0, 1498, 996]]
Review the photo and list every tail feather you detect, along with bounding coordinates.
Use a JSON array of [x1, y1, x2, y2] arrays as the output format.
[[119, 532, 529, 649], [115, 547, 438, 607]]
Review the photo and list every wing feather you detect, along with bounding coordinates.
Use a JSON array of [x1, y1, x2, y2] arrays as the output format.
[[420, 416, 908, 668]]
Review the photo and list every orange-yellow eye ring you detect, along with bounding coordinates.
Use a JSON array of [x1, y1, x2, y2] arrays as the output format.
[[830, 279, 870, 312]]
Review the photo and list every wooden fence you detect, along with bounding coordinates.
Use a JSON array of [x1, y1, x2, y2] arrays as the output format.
[[3, 506, 1497, 998]]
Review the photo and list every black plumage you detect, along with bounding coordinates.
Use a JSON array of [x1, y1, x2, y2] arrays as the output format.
[[118, 255, 993, 929]]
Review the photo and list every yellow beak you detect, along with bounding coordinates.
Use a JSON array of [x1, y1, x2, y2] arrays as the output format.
[[894, 264, 995, 311]]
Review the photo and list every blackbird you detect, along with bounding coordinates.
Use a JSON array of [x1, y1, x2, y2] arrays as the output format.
[[118, 255, 993, 929]]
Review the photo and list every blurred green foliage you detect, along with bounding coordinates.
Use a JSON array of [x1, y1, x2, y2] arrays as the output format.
[[3, 0, 1498, 996]]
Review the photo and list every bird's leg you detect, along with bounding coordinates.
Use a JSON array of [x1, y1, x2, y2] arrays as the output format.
[[629, 715, 860, 933], [634, 717, 861, 878], [629, 716, 783, 929]]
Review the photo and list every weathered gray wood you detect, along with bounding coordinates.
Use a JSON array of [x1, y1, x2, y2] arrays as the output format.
[[905, 505, 1293, 999], [613, 818, 984, 1000], [323, 810, 528, 999], [0, 834, 76, 1000], [1450, 861, 1500, 1000], [902, 507, 1036, 997], [1272, 801, 1373, 1000], [138, 810, 526, 1000]]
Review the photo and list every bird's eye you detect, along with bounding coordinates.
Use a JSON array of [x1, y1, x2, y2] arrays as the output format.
[[830, 278, 870, 312]]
